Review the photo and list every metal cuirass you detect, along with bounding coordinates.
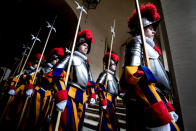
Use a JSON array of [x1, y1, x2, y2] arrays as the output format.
[[96, 70, 119, 96], [124, 38, 143, 66], [56, 51, 93, 92], [124, 37, 171, 92], [23, 66, 35, 75], [40, 63, 53, 74], [146, 43, 171, 91]]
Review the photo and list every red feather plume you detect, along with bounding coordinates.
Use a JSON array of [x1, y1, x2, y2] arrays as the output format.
[[77, 29, 94, 44], [27, 61, 32, 66], [35, 53, 45, 61], [128, 3, 160, 30], [103, 52, 119, 63], [50, 47, 64, 56]]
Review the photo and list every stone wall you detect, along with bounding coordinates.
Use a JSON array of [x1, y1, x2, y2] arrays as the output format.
[[161, 0, 196, 130]]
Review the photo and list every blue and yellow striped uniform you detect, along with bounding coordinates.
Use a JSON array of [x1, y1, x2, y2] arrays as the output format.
[[49, 69, 96, 131], [120, 65, 180, 130]]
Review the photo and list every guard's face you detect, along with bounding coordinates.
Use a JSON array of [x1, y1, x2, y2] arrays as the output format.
[[51, 58, 59, 66], [78, 43, 88, 55], [144, 25, 156, 40], [33, 63, 38, 69], [110, 64, 117, 72]]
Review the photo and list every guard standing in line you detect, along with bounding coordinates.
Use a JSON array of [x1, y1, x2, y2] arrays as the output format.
[[96, 52, 120, 131], [50, 29, 96, 131], [120, 3, 179, 131]]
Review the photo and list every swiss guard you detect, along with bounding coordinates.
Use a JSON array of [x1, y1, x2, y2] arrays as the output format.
[[7, 53, 44, 97], [49, 29, 96, 131], [120, 3, 180, 131], [96, 52, 120, 131], [0, 53, 44, 130], [22, 47, 65, 130], [40, 47, 64, 74]]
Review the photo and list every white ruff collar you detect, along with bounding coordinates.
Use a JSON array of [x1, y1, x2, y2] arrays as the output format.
[[74, 51, 87, 61], [30, 66, 35, 70], [135, 35, 159, 58], [135, 35, 155, 48], [47, 63, 53, 68], [105, 69, 115, 75]]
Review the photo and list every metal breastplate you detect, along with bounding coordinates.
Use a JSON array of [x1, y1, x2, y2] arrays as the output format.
[[56, 53, 92, 92], [124, 38, 170, 92], [146, 44, 171, 91], [69, 55, 90, 91], [23, 68, 34, 75], [96, 71, 119, 96], [28, 68, 42, 85], [41, 65, 52, 75], [124, 39, 143, 66]]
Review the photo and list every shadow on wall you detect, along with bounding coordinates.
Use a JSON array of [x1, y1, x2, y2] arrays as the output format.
[[0, 0, 77, 69]]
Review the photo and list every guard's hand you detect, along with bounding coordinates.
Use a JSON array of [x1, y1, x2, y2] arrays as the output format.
[[101, 99, 108, 110], [26, 89, 33, 97], [8, 89, 15, 96], [101, 105, 107, 110], [119, 93, 125, 98], [134, 69, 144, 77], [89, 98, 96, 105], [169, 111, 179, 122], [56, 100, 67, 112]]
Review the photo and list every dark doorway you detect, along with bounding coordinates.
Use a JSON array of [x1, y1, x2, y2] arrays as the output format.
[[0, 0, 77, 70]]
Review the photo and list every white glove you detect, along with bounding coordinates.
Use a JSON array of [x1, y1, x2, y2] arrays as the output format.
[[119, 93, 125, 98], [101, 105, 107, 110], [89, 98, 96, 105], [169, 111, 179, 122], [26, 89, 33, 97], [8, 89, 15, 96], [146, 123, 170, 131], [56, 100, 67, 112]]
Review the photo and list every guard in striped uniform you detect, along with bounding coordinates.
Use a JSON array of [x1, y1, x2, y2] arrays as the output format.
[[1, 53, 44, 130], [50, 29, 96, 131], [120, 3, 180, 131], [23, 48, 64, 130], [96, 52, 120, 131]]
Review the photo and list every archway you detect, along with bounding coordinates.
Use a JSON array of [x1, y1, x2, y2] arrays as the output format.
[[0, 0, 78, 71]]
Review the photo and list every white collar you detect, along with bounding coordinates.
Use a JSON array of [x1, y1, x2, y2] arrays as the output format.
[[105, 69, 115, 75], [30, 66, 35, 70], [74, 51, 87, 61], [135, 35, 155, 48], [135, 35, 159, 58], [47, 63, 53, 68]]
